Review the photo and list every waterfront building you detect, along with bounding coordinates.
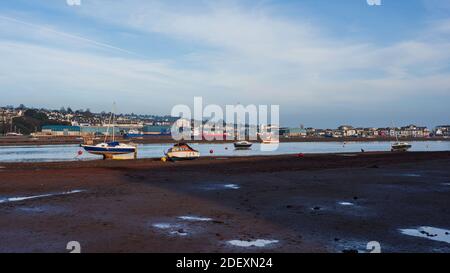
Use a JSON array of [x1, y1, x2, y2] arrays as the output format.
[[435, 125, 450, 136], [41, 125, 81, 136]]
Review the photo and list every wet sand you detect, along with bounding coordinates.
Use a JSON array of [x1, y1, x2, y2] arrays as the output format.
[[0, 152, 449, 253]]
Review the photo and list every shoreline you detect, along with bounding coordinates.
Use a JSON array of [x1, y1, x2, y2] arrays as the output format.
[[1, 150, 449, 170], [0, 135, 449, 147]]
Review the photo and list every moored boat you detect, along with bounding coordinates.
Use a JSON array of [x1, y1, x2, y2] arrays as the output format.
[[391, 142, 412, 152], [81, 103, 137, 160], [81, 142, 137, 159], [262, 138, 279, 144], [123, 129, 144, 139], [234, 141, 253, 149], [165, 143, 200, 161]]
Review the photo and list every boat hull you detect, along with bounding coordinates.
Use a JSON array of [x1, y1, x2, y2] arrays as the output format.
[[166, 151, 200, 161], [81, 145, 136, 155], [234, 142, 253, 149], [391, 143, 412, 152]]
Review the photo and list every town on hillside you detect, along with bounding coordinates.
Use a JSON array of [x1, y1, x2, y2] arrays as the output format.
[[1, 105, 449, 139]]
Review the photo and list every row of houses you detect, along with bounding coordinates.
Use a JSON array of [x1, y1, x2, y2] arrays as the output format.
[[279, 124, 447, 138], [35, 122, 450, 139]]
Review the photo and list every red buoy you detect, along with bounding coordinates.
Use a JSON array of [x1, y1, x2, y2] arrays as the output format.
[[210, 149, 214, 154], [297, 153, 304, 158], [78, 150, 83, 156]]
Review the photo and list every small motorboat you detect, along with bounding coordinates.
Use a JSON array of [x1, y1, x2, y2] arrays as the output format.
[[262, 138, 279, 144], [234, 141, 253, 149], [165, 143, 200, 161], [391, 142, 412, 152]]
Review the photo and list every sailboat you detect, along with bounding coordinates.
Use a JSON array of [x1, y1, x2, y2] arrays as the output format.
[[81, 104, 137, 159], [391, 124, 411, 152]]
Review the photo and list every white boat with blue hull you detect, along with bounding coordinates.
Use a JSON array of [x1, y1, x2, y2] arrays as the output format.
[[81, 103, 137, 160], [81, 142, 136, 155]]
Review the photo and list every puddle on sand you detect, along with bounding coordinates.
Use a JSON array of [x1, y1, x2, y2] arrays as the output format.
[[15, 205, 68, 215], [178, 216, 213, 222], [201, 183, 241, 191], [151, 215, 215, 237], [152, 223, 175, 229], [152, 222, 190, 236], [170, 230, 189, 236], [0, 190, 86, 204], [17, 207, 47, 213], [227, 239, 279, 247], [223, 184, 240, 189], [400, 227, 450, 244], [441, 183, 450, 186], [338, 202, 354, 206], [384, 173, 422, 178]]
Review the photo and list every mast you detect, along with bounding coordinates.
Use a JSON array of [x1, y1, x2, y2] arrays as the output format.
[[112, 102, 116, 142], [104, 112, 112, 143], [391, 121, 399, 142]]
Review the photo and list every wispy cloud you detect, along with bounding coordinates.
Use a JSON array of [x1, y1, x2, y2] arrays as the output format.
[[0, 0, 449, 126], [0, 14, 139, 56]]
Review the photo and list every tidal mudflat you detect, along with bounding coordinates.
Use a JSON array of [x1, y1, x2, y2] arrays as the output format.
[[0, 151, 449, 252]]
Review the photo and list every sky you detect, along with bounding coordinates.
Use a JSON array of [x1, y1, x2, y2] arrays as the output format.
[[0, 0, 449, 128]]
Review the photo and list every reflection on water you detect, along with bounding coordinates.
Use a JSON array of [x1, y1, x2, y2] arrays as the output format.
[[0, 141, 449, 163]]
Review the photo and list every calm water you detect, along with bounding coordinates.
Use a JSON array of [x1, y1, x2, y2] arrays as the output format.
[[0, 141, 449, 163]]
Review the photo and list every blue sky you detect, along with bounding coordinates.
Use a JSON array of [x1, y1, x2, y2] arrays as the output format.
[[0, 0, 449, 127]]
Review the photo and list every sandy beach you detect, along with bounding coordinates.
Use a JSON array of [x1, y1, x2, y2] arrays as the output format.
[[0, 151, 449, 253]]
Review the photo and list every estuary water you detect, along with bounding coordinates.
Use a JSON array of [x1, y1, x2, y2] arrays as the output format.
[[0, 141, 449, 163]]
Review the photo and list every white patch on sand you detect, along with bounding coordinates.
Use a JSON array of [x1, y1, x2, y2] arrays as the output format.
[[0, 190, 85, 204], [228, 239, 279, 247], [223, 184, 240, 189], [400, 227, 450, 244], [442, 183, 450, 186], [338, 202, 354, 206], [178, 216, 213, 222]]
